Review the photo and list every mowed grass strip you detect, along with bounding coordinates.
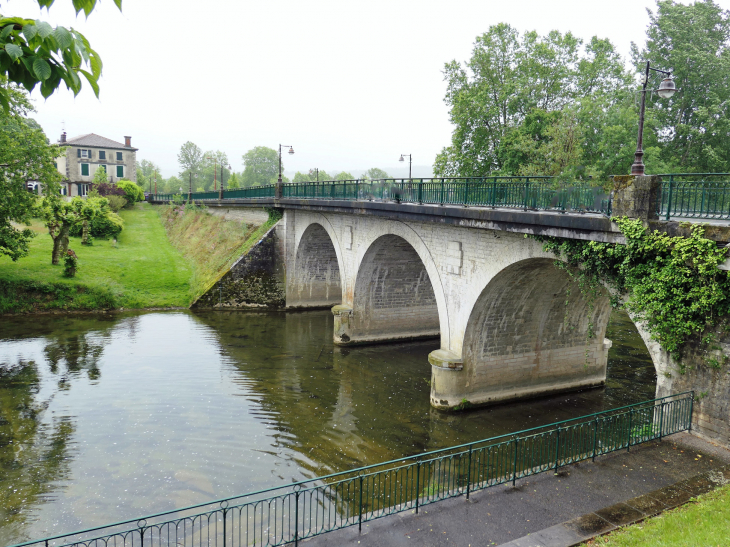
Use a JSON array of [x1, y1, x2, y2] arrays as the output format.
[[0, 203, 195, 311], [584, 484, 730, 547]]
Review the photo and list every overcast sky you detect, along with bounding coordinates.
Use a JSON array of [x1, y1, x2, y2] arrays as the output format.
[[7, 0, 730, 178]]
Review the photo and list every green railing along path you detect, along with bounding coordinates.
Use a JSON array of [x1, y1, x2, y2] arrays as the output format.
[[153, 174, 730, 221], [10, 392, 694, 547], [657, 173, 730, 220], [152, 177, 612, 215]]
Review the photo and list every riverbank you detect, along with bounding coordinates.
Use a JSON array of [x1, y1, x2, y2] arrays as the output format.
[[0, 203, 271, 314]]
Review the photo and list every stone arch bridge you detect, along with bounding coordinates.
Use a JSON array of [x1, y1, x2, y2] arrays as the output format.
[[156, 177, 730, 445]]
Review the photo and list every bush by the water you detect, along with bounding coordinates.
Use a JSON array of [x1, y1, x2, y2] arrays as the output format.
[[117, 179, 145, 205]]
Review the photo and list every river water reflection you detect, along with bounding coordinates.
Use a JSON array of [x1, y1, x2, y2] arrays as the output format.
[[0, 309, 655, 544]]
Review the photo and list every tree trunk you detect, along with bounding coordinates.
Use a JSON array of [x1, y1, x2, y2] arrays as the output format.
[[81, 220, 91, 245], [51, 223, 71, 265]]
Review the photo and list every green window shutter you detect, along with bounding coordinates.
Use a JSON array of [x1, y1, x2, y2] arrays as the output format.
[[99, 151, 106, 160], [117, 165, 124, 178], [116, 152, 123, 161], [89, 149, 93, 159], [81, 163, 89, 176], [77, 148, 81, 158]]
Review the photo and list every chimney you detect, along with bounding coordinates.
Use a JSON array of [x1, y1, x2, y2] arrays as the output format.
[[60, 131, 66, 143], [124, 136, 132, 148]]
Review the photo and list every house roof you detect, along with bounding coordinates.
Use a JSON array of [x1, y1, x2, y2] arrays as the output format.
[[64, 133, 138, 151]]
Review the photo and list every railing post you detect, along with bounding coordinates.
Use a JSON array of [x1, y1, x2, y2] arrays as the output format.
[[222, 506, 228, 547], [659, 400, 665, 440], [555, 427, 561, 471], [689, 392, 694, 431], [418, 179, 423, 204], [627, 407, 633, 452], [464, 179, 470, 207], [665, 176, 673, 220], [512, 438, 519, 486], [356, 179, 360, 200], [440, 178, 445, 205], [415, 460, 421, 514], [294, 490, 299, 546], [523, 180, 530, 210], [592, 417, 599, 462], [466, 444, 473, 500], [358, 474, 364, 531]]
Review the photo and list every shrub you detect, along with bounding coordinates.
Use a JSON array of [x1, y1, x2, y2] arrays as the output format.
[[106, 194, 127, 212], [92, 182, 126, 197], [63, 249, 78, 277], [117, 179, 144, 204]]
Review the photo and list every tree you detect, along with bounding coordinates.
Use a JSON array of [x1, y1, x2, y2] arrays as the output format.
[[177, 141, 203, 189], [292, 169, 332, 183], [227, 172, 239, 189], [41, 195, 82, 264], [334, 171, 355, 181], [241, 146, 278, 187], [201, 150, 229, 191], [632, 0, 730, 172], [435, 24, 631, 177], [136, 159, 159, 191], [0, 0, 121, 112], [0, 80, 61, 261], [92, 164, 108, 184], [363, 168, 390, 180]]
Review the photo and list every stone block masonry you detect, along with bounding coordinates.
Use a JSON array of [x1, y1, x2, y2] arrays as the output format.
[[283, 209, 613, 408], [192, 222, 285, 309]]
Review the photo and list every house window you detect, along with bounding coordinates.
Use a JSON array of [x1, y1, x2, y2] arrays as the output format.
[[81, 163, 90, 176], [99, 151, 106, 160], [116, 165, 124, 178], [60, 186, 67, 196], [116, 152, 123, 161], [79, 184, 89, 197], [98, 164, 107, 173], [81, 149, 89, 158]]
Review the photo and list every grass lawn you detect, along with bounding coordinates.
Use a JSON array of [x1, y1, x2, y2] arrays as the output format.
[[584, 484, 730, 546], [0, 203, 195, 311]]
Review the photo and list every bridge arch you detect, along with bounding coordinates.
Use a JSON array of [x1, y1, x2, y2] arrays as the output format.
[[288, 220, 344, 307], [334, 223, 449, 347], [431, 257, 613, 408]]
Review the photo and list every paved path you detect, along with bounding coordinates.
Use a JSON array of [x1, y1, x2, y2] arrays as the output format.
[[303, 433, 730, 547]]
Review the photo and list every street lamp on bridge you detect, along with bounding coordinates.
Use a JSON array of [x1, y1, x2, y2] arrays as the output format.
[[399, 154, 412, 179], [631, 61, 677, 176], [277, 144, 294, 198]]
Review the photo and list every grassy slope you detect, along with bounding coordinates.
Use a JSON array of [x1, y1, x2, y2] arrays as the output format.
[[160, 205, 277, 300], [584, 484, 730, 546], [0, 203, 194, 312]]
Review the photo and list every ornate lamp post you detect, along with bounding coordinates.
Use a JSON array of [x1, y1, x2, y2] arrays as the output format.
[[277, 144, 294, 198], [309, 168, 319, 181], [399, 154, 412, 179], [631, 61, 677, 175]]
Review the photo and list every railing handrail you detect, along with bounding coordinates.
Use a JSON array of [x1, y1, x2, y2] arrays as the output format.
[[8, 391, 693, 547]]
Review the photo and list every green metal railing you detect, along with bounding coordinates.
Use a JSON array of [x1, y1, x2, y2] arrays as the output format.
[[657, 173, 730, 220], [11, 392, 693, 547], [150, 174, 730, 221], [149, 177, 612, 215]]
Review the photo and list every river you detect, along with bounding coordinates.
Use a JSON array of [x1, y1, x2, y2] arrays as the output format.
[[0, 309, 655, 544]]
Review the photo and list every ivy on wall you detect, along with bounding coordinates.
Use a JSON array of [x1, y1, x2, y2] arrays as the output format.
[[536, 218, 730, 357]]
